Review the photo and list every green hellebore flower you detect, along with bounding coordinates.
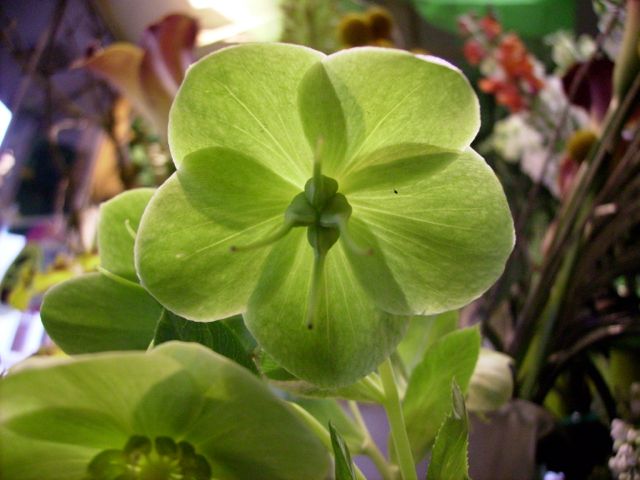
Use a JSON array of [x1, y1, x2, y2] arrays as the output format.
[[135, 43, 514, 387], [0, 342, 329, 480]]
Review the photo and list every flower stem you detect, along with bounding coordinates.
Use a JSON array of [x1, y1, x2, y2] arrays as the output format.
[[348, 401, 396, 480], [288, 402, 367, 480], [379, 358, 417, 480]]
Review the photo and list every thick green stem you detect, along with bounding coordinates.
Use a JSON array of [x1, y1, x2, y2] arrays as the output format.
[[288, 403, 367, 480], [379, 358, 417, 480]]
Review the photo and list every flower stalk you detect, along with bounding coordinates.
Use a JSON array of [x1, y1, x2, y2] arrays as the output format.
[[379, 358, 417, 480]]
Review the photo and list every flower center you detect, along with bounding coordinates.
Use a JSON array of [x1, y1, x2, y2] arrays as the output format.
[[230, 153, 371, 329], [85, 435, 211, 480]]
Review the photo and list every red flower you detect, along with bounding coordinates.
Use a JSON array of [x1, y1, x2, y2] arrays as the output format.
[[463, 40, 486, 65], [495, 83, 526, 112], [480, 14, 501, 40], [498, 34, 531, 78]]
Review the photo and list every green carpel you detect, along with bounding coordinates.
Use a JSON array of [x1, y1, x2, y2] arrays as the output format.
[[86, 435, 211, 480]]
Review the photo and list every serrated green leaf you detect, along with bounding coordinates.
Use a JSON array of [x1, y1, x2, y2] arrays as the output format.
[[427, 382, 470, 480], [0, 342, 330, 480], [153, 309, 258, 374], [330, 422, 357, 480], [98, 188, 154, 282], [402, 327, 480, 461], [41, 273, 161, 353]]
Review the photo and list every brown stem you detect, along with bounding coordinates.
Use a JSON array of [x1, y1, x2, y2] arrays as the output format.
[[509, 72, 640, 363]]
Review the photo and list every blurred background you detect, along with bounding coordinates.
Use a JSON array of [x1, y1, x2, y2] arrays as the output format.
[[0, 1, 638, 479]]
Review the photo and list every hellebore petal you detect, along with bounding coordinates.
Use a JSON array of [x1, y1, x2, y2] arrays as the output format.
[[298, 48, 480, 178], [136, 147, 298, 320], [168, 43, 323, 184], [98, 188, 154, 282], [42, 189, 159, 353], [345, 148, 514, 315], [245, 229, 409, 387], [44, 188, 260, 374], [0, 342, 330, 480], [41, 272, 161, 353]]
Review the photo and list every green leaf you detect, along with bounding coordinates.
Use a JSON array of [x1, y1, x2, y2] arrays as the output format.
[[329, 422, 357, 480], [136, 147, 298, 320], [41, 272, 161, 353], [0, 342, 330, 480], [426, 382, 470, 480], [169, 43, 323, 185], [298, 48, 479, 179], [402, 327, 480, 460], [397, 311, 458, 376], [245, 228, 409, 387], [98, 188, 154, 282], [345, 148, 514, 316], [153, 310, 258, 374]]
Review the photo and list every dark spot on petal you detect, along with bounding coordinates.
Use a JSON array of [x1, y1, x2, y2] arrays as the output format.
[[393, 189, 398, 194]]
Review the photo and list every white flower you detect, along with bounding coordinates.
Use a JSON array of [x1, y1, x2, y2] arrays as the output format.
[[612, 419, 630, 444], [492, 114, 544, 162], [544, 31, 596, 73]]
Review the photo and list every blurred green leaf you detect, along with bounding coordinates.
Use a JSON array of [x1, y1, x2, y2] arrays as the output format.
[[397, 311, 458, 376], [402, 327, 480, 460]]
